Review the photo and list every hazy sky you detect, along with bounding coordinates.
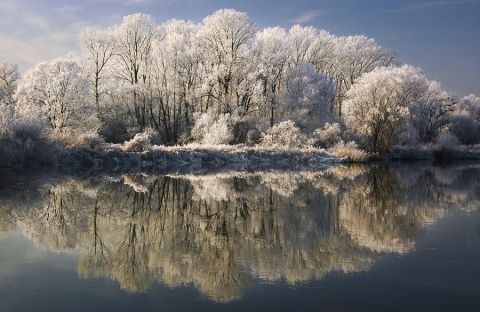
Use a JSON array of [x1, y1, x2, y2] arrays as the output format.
[[0, 0, 479, 96]]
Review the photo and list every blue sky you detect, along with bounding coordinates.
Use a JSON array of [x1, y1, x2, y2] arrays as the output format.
[[0, 0, 479, 96]]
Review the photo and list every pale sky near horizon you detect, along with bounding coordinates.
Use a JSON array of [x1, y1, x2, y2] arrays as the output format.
[[0, 0, 479, 96]]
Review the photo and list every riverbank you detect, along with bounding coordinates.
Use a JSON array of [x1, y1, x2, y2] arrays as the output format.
[[58, 144, 342, 174], [2, 142, 480, 174], [56, 143, 480, 171]]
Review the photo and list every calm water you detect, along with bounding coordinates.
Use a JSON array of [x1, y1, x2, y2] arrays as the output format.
[[0, 164, 479, 311]]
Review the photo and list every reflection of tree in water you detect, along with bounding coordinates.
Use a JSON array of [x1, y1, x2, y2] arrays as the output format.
[[339, 167, 444, 254], [1, 165, 479, 302]]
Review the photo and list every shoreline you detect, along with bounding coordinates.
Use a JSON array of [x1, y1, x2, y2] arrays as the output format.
[[2, 144, 480, 175]]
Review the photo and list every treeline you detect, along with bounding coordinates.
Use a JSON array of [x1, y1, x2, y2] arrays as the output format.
[[1, 9, 480, 160]]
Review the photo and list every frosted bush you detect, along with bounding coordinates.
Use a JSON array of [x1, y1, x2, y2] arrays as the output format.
[[329, 141, 369, 162], [260, 120, 306, 148], [123, 132, 152, 152], [192, 111, 233, 145], [191, 110, 215, 142], [203, 115, 233, 145], [0, 116, 57, 167], [73, 131, 106, 150], [309, 122, 342, 148]]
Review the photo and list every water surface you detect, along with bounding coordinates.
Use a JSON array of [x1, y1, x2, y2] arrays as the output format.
[[0, 164, 479, 311]]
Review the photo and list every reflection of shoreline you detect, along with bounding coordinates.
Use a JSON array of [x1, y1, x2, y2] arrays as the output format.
[[0, 164, 479, 302]]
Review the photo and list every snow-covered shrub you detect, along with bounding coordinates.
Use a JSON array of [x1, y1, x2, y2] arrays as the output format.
[[436, 132, 460, 147], [260, 120, 306, 148], [0, 117, 58, 167], [329, 141, 369, 162], [191, 110, 233, 145], [123, 132, 152, 152], [191, 110, 215, 142], [206, 115, 233, 145], [308, 122, 342, 148], [72, 131, 106, 151], [231, 115, 268, 145]]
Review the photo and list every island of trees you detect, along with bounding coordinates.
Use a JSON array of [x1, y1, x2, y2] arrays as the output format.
[[1, 9, 479, 168]]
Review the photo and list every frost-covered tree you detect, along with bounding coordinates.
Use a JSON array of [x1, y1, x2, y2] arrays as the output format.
[[0, 61, 18, 107], [255, 27, 289, 126], [7, 9, 479, 149], [0, 62, 18, 130], [447, 94, 480, 144], [113, 13, 156, 131], [333, 35, 396, 116], [196, 9, 256, 115], [287, 25, 336, 71], [455, 94, 480, 122], [80, 27, 116, 113], [279, 63, 335, 133], [342, 65, 429, 152], [410, 81, 454, 143], [149, 19, 200, 143], [15, 59, 96, 135]]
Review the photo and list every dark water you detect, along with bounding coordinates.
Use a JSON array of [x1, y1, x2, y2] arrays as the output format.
[[0, 164, 479, 312]]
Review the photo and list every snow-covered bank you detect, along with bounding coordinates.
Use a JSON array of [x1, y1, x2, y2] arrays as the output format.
[[4, 138, 480, 174], [60, 143, 480, 174], [59, 144, 343, 174]]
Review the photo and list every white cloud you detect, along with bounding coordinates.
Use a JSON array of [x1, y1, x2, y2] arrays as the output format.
[[290, 10, 324, 24], [390, 0, 479, 13]]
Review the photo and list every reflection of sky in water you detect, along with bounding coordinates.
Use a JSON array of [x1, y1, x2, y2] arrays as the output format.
[[0, 164, 479, 311]]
